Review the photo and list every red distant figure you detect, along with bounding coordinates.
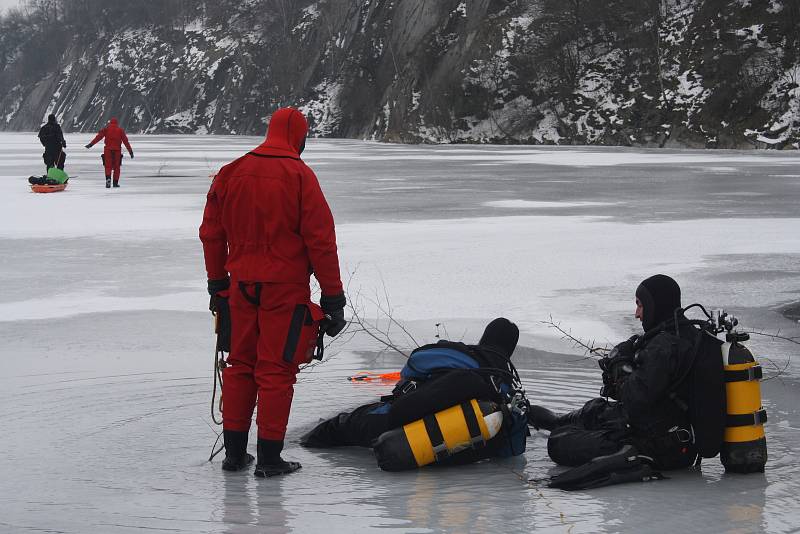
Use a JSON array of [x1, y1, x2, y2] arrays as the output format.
[[85, 118, 134, 188]]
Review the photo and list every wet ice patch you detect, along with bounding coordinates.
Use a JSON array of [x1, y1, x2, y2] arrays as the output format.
[[301, 146, 800, 167], [709, 191, 768, 197], [485, 200, 614, 209], [374, 185, 427, 191], [0, 291, 204, 322], [702, 166, 740, 173]]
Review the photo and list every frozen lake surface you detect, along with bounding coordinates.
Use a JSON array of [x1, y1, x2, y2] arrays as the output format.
[[1, 133, 799, 532]]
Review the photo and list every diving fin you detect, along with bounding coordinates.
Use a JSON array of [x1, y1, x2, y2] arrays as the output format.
[[548, 444, 665, 491]]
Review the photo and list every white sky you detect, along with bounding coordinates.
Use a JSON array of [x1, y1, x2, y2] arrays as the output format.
[[0, 0, 21, 14]]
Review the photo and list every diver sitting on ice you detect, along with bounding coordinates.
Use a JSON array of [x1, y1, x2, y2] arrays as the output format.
[[529, 275, 697, 488], [529, 274, 697, 469], [301, 318, 530, 470], [529, 274, 767, 490]]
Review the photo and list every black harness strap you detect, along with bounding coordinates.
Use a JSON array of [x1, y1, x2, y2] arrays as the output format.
[[666, 327, 707, 413], [422, 415, 449, 462], [460, 401, 485, 448], [238, 282, 262, 306], [668, 391, 689, 412], [725, 366, 762, 382], [727, 409, 768, 427], [282, 305, 307, 363]]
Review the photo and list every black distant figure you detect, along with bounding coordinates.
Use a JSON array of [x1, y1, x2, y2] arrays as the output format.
[[38, 114, 67, 171]]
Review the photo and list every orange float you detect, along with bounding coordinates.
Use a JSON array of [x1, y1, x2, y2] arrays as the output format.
[[30, 183, 68, 193]]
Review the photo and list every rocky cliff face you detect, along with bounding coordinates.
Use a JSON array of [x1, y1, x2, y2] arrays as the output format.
[[1, 0, 797, 148]]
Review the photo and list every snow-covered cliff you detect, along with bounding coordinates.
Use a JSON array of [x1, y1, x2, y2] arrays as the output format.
[[0, 0, 797, 148]]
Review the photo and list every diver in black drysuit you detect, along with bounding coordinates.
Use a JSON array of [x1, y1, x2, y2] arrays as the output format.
[[529, 275, 700, 474], [301, 318, 529, 466], [38, 114, 67, 171]]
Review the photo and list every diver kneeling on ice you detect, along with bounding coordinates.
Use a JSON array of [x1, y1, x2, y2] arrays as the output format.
[[530, 274, 729, 490], [301, 318, 530, 470]]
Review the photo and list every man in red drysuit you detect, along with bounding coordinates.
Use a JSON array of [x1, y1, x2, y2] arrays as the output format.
[[85, 118, 134, 188], [200, 107, 346, 478]]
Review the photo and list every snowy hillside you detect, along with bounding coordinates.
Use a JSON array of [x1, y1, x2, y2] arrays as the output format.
[[0, 0, 798, 148]]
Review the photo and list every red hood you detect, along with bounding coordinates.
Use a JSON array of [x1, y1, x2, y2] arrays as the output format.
[[254, 107, 308, 157]]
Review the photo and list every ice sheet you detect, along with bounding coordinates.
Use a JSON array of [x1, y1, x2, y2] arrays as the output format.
[[1, 133, 799, 533]]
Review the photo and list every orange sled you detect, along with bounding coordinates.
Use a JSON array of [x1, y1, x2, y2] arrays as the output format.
[[30, 183, 67, 193]]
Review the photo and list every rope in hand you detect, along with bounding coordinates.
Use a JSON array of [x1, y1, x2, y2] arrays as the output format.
[[211, 347, 224, 426], [208, 310, 226, 461]]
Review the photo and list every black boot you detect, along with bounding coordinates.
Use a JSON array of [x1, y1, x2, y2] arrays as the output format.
[[112, 180, 120, 188], [221, 430, 254, 472], [254, 439, 301, 478], [105, 176, 111, 188], [528, 405, 584, 431], [299, 413, 350, 448]]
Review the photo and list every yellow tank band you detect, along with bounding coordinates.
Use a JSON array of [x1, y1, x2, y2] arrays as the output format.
[[725, 424, 765, 443], [725, 381, 762, 414], [473, 399, 491, 439], [725, 361, 762, 415], [725, 362, 758, 372], [437, 404, 469, 450], [404, 419, 434, 467]]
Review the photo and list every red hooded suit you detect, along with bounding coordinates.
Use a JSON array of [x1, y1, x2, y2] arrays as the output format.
[[88, 118, 133, 184], [200, 107, 343, 441]]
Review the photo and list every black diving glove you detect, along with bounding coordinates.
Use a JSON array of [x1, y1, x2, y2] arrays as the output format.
[[213, 296, 231, 352], [207, 277, 230, 313], [320, 293, 347, 337], [599, 335, 638, 399], [207, 278, 231, 352]]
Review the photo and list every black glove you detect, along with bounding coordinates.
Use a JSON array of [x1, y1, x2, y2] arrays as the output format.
[[320, 293, 347, 337], [599, 335, 638, 399], [84, 143, 92, 149], [62, 141, 67, 148], [207, 278, 231, 351], [207, 278, 230, 312], [213, 295, 231, 352], [129, 150, 134, 159], [608, 335, 638, 362]]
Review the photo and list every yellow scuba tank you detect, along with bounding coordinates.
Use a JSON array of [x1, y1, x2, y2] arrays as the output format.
[[721, 333, 767, 473], [372, 399, 503, 471]]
